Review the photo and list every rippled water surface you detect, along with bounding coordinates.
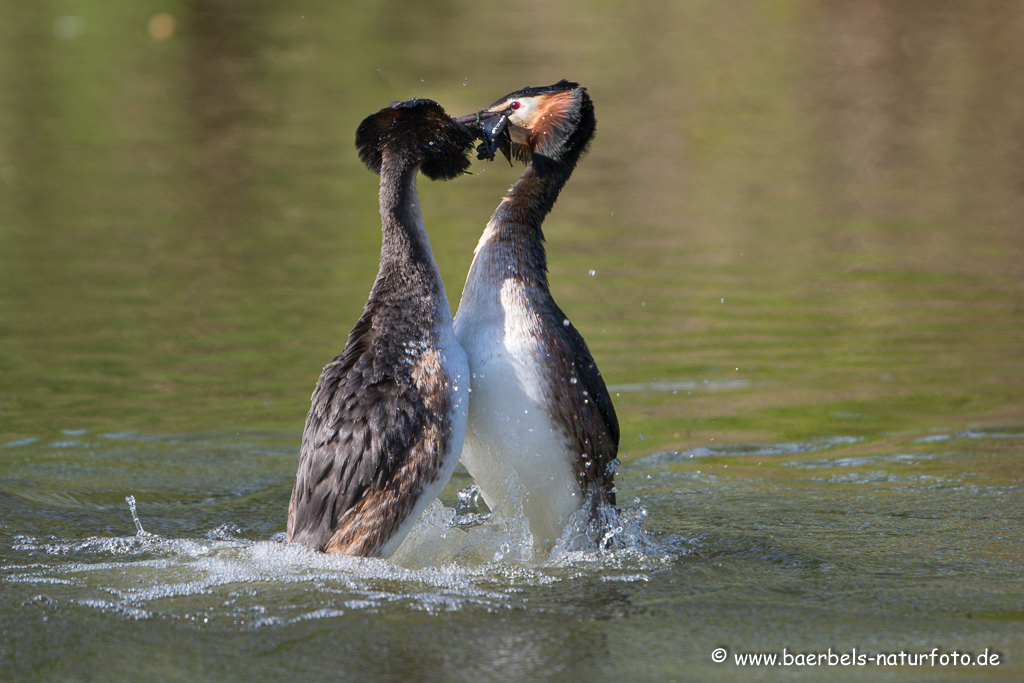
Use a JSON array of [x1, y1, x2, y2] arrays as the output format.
[[2, 1, 1023, 681], [2, 429, 1021, 681]]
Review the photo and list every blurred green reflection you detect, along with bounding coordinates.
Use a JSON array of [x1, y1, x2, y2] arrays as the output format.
[[1, 1, 1021, 452]]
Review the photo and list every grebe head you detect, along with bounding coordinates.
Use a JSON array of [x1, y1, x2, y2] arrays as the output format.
[[356, 98, 474, 180], [455, 80, 595, 172]]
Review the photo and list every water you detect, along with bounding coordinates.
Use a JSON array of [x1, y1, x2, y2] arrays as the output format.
[[2, 430, 1021, 680], [2, 1, 1023, 681]]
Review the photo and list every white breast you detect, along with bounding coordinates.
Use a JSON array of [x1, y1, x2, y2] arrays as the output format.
[[454, 257, 581, 545]]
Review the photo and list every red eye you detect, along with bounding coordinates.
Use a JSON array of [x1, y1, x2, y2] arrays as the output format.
[[510, 101, 520, 110]]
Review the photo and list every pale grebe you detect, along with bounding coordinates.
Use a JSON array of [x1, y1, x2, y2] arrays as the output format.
[[453, 81, 619, 547], [287, 99, 472, 558]]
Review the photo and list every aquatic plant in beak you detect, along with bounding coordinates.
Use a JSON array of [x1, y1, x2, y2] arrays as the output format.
[[454, 109, 513, 163]]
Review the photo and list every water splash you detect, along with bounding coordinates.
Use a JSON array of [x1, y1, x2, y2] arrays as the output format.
[[125, 495, 149, 537], [4, 482, 668, 628]]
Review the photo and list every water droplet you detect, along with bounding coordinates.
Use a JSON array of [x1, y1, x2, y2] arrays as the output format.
[[125, 495, 147, 535]]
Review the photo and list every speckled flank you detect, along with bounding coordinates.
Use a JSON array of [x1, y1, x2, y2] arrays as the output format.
[[323, 365, 455, 557], [411, 348, 444, 402]]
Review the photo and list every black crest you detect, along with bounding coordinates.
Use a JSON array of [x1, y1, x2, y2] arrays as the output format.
[[485, 79, 581, 109], [355, 98, 474, 180]]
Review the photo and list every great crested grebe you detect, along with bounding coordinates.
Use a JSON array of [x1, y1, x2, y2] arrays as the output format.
[[453, 81, 619, 547], [287, 99, 473, 558]]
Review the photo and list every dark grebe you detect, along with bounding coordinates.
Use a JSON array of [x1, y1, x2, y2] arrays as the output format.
[[287, 99, 473, 558], [453, 82, 619, 546]]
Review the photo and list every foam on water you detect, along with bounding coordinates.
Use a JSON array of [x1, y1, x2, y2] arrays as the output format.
[[4, 489, 669, 627]]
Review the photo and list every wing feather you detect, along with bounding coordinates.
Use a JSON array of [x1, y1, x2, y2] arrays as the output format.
[[286, 304, 454, 556], [542, 302, 620, 507]]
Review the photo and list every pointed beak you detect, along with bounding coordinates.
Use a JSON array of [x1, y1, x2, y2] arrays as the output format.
[[454, 110, 497, 126], [454, 110, 510, 162]]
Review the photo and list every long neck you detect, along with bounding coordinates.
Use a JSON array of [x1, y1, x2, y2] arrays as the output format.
[[373, 153, 446, 307], [476, 162, 575, 287], [496, 159, 574, 224]]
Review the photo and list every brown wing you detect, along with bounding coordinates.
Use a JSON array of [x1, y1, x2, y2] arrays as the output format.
[[541, 302, 619, 508], [286, 305, 455, 557]]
